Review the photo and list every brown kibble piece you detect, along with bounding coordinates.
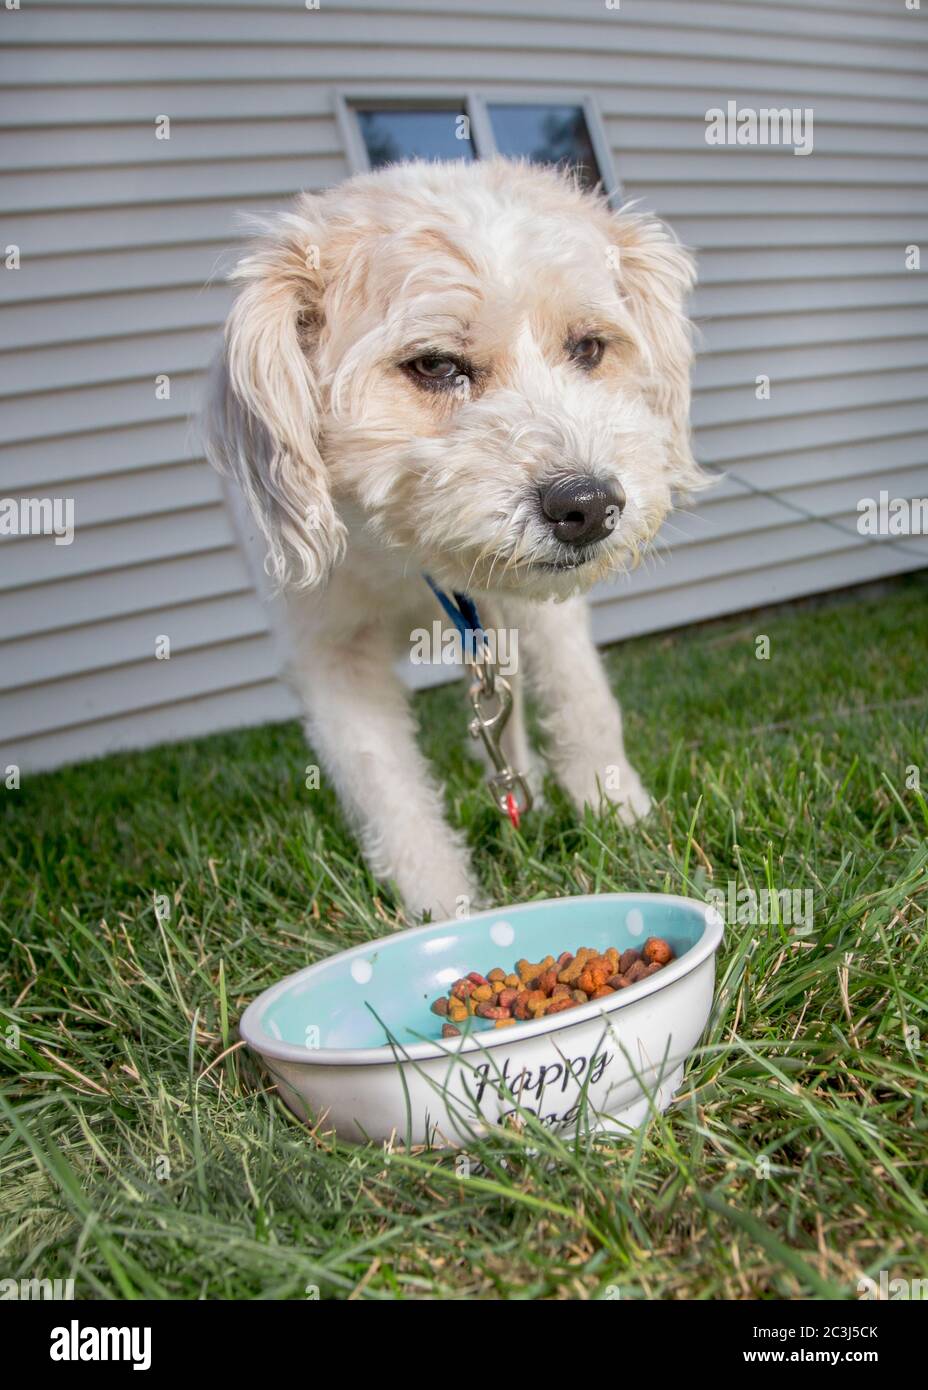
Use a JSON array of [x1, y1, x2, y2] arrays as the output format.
[[643, 937, 673, 966], [537, 968, 559, 996], [431, 996, 450, 1016], [619, 948, 641, 973], [497, 988, 519, 1009], [644, 961, 663, 975], [571, 989, 589, 1004], [441, 1023, 461, 1038], [551, 983, 570, 999], [606, 974, 624, 991], [451, 979, 474, 1001], [467, 971, 488, 986], [546, 997, 576, 1014], [624, 960, 649, 984], [512, 991, 531, 1020]]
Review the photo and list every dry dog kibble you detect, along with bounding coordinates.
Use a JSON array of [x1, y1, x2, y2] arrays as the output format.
[[643, 937, 673, 966], [431, 936, 675, 1035]]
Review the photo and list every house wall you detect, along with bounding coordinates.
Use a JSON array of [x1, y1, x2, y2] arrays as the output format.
[[2, 0, 926, 771]]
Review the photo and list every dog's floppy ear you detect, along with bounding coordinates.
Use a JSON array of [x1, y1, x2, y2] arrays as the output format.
[[607, 210, 706, 495], [205, 200, 346, 590]]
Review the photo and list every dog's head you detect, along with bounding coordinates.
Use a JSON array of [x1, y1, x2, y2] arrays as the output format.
[[206, 158, 705, 599]]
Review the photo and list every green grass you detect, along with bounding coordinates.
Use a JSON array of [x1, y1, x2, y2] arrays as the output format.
[[2, 574, 927, 1300]]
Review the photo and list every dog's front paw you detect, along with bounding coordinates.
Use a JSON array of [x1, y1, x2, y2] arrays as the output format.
[[396, 860, 485, 924], [603, 764, 652, 825], [562, 759, 652, 825]]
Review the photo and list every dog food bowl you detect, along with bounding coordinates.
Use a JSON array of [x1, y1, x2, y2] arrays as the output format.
[[239, 892, 724, 1147]]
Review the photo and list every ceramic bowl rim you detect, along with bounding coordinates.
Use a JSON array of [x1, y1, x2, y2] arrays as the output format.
[[239, 892, 724, 1068]]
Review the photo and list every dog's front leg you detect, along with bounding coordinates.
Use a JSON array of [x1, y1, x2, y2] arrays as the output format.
[[520, 596, 651, 822], [289, 631, 480, 920]]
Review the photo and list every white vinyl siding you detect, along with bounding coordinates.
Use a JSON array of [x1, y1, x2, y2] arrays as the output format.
[[2, 0, 926, 771]]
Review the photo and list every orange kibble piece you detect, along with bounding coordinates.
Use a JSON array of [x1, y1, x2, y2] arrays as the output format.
[[643, 937, 673, 966], [591, 985, 615, 999], [472, 984, 494, 1002], [537, 968, 559, 996], [494, 1017, 516, 1029], [487, 967, 506, 982]]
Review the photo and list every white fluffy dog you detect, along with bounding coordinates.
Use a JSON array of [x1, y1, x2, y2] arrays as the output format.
[[206, 157, 703, 920]]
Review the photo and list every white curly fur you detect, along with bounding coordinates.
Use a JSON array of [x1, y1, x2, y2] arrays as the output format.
[[205, 158, 706, 919]]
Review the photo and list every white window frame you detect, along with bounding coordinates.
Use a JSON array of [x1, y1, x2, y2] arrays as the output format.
[[334, 89, 623, 205]]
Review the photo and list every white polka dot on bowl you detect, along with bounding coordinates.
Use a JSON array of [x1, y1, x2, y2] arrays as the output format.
[[490, 920, 515, 948], [626, 907, 644, 937], [350, 959, 373, 984]]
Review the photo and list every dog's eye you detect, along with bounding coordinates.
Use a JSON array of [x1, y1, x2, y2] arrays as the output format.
[[405, 354, 469, 387], [569, 337, 606, 370]]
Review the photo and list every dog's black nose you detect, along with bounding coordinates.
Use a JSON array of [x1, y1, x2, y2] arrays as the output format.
[[539, 475, 626, 546]]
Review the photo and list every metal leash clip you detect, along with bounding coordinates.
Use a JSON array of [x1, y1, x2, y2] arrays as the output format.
[[466, 642, 533, 828], [423, 575, 533, 829]]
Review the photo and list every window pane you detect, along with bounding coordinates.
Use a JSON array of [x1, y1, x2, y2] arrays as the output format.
[[487, 104, 602, 190], [356, 109, 475, 167]]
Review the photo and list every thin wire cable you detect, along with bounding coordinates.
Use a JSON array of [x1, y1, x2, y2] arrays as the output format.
[[702, 463, 928, 564]]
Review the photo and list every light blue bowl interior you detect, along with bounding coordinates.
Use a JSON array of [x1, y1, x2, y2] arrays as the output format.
[[255, 896, 711, 1053]]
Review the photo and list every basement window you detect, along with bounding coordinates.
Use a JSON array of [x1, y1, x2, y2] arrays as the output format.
[[339, 93, 619, 198]]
